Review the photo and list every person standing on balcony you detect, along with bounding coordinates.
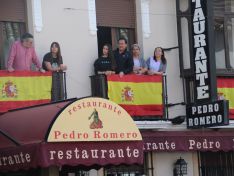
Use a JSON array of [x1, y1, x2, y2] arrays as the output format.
[[7, 33, 44, 72], [42, 42, 67, 102], [114, 38, 133, 77], [42, 42, 67, 72], [146, 47, 167, 75], [94, 44, 116, 75], [131, 44, 147, 75]]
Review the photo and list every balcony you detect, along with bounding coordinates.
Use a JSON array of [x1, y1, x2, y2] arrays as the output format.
[[0, 70, 67, 113], [90, 74, 169, 120]]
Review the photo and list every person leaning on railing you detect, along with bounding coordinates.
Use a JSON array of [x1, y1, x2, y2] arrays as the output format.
[[42, 42, 67, 72], [146, 47, 167, 75], [113, 38, 133, 77], [42, 42, 67, 102], [7, 33, 45, 73], [94, 44, 116, 76], [131, 44, 148, 75]]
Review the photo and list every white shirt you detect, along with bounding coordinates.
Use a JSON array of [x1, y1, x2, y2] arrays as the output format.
[[133, 58, 141, 68], [149, 57, 161, 71]]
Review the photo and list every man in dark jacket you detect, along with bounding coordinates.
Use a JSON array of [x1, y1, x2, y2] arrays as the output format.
[[114, 38, 133, 77]]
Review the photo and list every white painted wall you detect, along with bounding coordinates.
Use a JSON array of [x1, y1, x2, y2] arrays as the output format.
[[27, 0, 98, 99], [153, 152, 198, 176], [137, 0, 186, 118]]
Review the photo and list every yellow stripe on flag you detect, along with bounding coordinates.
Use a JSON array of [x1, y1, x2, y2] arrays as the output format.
[[0, 76, 52, 101], [108, 81, 162, 105], [218, 87, 234, 108]]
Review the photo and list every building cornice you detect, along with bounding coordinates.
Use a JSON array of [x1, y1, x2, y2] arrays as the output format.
[[135, 120, 234, 130]]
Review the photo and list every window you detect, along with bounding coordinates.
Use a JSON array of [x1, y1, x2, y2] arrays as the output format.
[[198, 151, 234, 176], [96, 0, 136, 55], [214, 0, 234, 74], [0, 0, 26, 70], [104, 153, 151, 176], [176, 0, 234, 74], [104, 165, 145, 176], [111, 28, 135, 50], [59, 166, 90, 176], [0, 22, 26, 69]]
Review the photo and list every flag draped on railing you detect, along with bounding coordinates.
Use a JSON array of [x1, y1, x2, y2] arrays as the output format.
[[217, 77, 234, 119], [0, 71, 52, 112], [107, 74, 163, 116]]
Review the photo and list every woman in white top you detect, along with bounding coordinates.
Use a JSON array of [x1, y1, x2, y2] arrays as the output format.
[[131, 44, 147, 75], [146, 47, 167, 75]]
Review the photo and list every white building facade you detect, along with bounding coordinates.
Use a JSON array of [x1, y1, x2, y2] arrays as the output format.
[[1, 0, 234, 176]]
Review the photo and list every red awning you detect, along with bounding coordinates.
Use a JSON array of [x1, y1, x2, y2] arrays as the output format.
[[142, 130, 234, 152], [0, 99, 143, 172]]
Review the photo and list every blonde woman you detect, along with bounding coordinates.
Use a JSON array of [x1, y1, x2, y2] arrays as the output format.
[[131, 44, 147, 75]]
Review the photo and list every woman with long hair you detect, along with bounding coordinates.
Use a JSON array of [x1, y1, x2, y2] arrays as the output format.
[[146, 47, 167, 75], [43, 42, 67, 102], [94, 44, 116, 75], [42, 42, 67, 72]]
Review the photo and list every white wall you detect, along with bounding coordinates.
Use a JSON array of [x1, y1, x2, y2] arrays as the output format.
[[27, 0, 98, 99], [153, 152, 198, 176], [136, 0, 186, 118]]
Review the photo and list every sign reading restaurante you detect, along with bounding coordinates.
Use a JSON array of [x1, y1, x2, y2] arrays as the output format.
[[47, 97, 142, 142], [143, 131, 234, 152], [186, 0, 229, 128], [192, 0, 210, 101], [0, 97, 143, 172]]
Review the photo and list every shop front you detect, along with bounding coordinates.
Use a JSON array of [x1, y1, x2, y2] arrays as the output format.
[[142, 130, 234, 176], [0, 97, 144, 175]]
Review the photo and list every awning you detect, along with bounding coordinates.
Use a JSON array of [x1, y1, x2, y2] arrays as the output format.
[[0, 98, 143, 172], [142, 130, 234, 152]]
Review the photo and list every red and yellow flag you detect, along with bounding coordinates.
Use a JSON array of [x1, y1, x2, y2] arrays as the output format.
[[217, 77, 234, 119], [107, 74, 163, 116], [0, 71, 52, 112]]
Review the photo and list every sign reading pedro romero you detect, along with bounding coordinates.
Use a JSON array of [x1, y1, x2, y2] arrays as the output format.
[[47, 97, 142, 142], [186, 100, 229, 129]]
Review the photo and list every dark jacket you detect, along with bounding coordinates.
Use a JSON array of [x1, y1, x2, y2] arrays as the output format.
[[114, 49, 133, 74], [94, 57, 113, 74]]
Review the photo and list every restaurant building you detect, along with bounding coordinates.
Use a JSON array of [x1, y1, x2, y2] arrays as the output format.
[[1, 0, 234, 176]]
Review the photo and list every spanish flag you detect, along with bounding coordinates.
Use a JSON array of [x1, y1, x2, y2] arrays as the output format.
[[107, 74, 163, 116], [0, 71, 52, 112], [217, 77, 234, 119]]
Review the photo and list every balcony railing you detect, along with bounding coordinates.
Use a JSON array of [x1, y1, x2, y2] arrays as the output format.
[[0, 70, 67, 113]]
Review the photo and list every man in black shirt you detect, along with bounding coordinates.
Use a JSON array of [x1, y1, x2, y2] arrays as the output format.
[[114, 38, 133, 77]]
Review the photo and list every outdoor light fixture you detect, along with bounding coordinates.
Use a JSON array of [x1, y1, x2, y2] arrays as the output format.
[[171, 116, 186, 125], [173, 157, 187, 176]]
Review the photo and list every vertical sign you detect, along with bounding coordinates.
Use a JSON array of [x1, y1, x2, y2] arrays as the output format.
[[187, 0, 229, 128], [191, 0, 210, 102]]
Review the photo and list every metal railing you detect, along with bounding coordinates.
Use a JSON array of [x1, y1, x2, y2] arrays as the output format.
[[51, 72, 67, 101]]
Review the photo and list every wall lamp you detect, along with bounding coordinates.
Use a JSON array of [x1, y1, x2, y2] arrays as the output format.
[[173, 157, 187, 176], [170, 116, 186, 125]]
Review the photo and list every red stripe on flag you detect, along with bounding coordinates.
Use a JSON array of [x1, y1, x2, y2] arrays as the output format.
[[229, 109, 234, 119], [107, 74, 162, 82], [217, 77, 234, 88], [119, 104, 163, 116], [0, 70, 52, 77], [0, 99, 51, 112]]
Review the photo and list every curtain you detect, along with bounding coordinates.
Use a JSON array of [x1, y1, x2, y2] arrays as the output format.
[[0, 22, 22, 70]]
